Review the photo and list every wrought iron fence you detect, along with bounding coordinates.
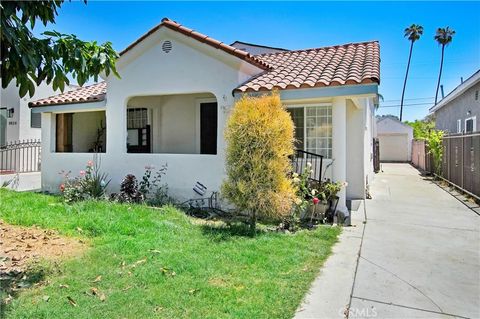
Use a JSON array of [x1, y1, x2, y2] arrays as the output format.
[[292, 149, 324, 182], [0, 139, 41, 173], [440, 132, 480, 199]]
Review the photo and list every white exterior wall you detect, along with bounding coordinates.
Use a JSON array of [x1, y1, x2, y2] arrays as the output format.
[[40, 28, 262, 200], [364, 99, 376, 187], [37, 26, 379, 209], [346, 99, 364, 200], [1, 82, 63, 144]]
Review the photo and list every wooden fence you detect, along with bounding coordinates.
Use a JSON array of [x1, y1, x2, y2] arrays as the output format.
[[441, 132, 480, 199], [411, 139, 433, 173], [0, 139, 41, 174]]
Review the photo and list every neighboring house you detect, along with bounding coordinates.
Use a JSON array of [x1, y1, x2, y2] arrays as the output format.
[[430, 69, 480, 134], [29, 18, 380, 212], [230, 41, 288, 55], [376, 116, 413, 162], [0, 81, 65, 145]]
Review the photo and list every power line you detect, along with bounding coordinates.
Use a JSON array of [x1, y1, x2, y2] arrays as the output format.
[[378, 102, 434, 108], [381, 97, 434, 103]]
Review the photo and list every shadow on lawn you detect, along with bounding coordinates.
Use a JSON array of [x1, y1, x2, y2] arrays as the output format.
[[0, 267, 47, 317], [200, 223, 269, 242]]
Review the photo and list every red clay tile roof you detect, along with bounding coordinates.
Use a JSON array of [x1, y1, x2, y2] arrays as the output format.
[[235, 41, 380, 93], [120, 18, 271, 71], [29, 24, 380, 107], [29, 82, 106, 107]]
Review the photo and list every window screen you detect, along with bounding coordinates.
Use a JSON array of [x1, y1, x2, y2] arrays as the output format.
[[31, 110, 41, 128], [466, 118, 474, 133]]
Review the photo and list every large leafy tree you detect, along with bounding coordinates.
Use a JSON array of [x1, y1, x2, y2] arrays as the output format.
[[400, 24, 423, 121], [1, 1, 119, 98], [434, 27, 455, 105]]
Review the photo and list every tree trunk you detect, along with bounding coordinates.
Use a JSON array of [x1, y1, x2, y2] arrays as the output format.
[[400, 41, 414, 121], [249, 211, 256, 236], [435, 45, 445, 105]]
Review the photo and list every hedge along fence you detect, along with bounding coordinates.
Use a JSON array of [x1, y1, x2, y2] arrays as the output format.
[[413, 132, 480, 200], [222, 93, 296, 231]]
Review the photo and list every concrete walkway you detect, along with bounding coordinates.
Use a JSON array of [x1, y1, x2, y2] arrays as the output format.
[[296, 163, 480, 318], [0, 172, 41, 191]]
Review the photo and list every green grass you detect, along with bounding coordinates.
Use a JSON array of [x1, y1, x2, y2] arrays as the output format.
[[0, 189, 340, 319]]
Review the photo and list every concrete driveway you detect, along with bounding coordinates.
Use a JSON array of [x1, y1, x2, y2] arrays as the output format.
[[296, 163, 479, 319], [350, 163, 479, 318]]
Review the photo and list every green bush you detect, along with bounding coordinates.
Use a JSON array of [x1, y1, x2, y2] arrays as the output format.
[[426, 129, 444, 175], [222, 93, 296, 232]]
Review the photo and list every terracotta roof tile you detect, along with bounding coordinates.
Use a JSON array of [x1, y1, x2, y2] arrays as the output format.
[[235, 41, 380, 93], [29, 22, 379, 107], [120, 18, 271, 71], [29, 82, 106, 107]]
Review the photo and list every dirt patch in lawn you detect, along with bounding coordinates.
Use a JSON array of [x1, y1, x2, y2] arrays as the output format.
[[0, 220, 86, 305], [0, 220, 85, 273]]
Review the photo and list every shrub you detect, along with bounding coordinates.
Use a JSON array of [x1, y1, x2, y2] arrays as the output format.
[[222, 93, 296, 232], [60, 158, 110, 203], [115, 174, 144, 203], [139, 164, 167, 198], [426, 129, 444, 175], [114, 164, 172, 205]]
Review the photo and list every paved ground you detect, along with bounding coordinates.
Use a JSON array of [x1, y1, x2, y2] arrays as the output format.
[[0, 172, 41, 191], [296, 163, 480, 319]]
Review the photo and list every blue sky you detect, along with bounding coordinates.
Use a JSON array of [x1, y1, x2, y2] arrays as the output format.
[[33, 1, 480, 122]]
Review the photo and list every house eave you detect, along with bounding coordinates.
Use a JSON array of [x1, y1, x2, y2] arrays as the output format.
[[429, 69, 480, 113], [233, 83, 378, 100], [30, 100, 106, 113]]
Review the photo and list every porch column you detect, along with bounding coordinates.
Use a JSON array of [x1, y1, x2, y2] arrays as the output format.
[[332, 97, 348, 213]]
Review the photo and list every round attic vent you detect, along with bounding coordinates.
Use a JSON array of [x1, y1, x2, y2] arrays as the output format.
[[162, 40, 172, 53]]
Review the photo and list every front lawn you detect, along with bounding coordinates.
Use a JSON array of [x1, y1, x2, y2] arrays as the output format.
[[0, 189, 340, 319]]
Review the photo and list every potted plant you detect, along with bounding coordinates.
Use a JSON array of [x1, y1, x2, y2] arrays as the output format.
[[320, 179, 347, 223]]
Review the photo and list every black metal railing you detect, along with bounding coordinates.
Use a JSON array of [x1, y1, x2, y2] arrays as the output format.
[[292, 149, 324, 182], [0, 139, 41, 173]]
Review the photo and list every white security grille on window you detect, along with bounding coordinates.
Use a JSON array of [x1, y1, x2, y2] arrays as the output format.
[[127, 108, 148, 129]]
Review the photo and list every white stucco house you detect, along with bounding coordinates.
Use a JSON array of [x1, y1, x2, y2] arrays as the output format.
[[1, 81, 68, 145], [376, 116, 413, 162], [29, 18, 380, 212]]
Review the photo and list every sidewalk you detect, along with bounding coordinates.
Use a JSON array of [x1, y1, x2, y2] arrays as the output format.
[[295, 163, 480, 319]]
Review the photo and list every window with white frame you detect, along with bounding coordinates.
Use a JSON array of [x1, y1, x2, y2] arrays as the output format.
[[465, 116, 476, 133], [287, 105, 332, 158], [457, 119, 462, 133]]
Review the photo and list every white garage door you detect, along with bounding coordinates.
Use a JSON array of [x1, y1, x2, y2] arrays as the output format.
[[379, 134, 409, 162]]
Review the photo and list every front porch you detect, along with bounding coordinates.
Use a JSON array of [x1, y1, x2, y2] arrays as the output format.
[[125, 93, 218, 155]]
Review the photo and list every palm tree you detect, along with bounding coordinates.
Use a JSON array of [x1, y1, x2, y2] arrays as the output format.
[[400, 24, 423, 121], [434, 27, 456, 105]]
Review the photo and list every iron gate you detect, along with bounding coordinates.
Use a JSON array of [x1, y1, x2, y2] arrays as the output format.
[[0, 139, 41, 173]]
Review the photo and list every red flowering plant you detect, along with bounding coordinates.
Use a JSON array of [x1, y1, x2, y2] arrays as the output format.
[[59, 156, 110, 203]]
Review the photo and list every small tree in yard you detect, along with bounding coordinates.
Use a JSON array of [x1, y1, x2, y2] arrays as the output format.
[[222, 93, 296, 233]]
